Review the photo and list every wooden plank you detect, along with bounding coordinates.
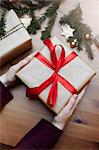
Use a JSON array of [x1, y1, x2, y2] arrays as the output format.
[[54, 135, 99, 150], [0, 105, 52, 146], [64, 122, 99, 142], [71, 109, 99, 127]]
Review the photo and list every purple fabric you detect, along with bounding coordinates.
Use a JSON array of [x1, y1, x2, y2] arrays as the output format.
[[15, 119, 62, 150], [0, 81, 13, 109]]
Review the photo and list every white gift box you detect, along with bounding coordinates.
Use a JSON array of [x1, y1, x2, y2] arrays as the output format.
[[16, 37, 95, 114], [0, 10, 32, 66]]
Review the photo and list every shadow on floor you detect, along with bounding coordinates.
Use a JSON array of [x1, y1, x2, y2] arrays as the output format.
[[0, 144, 14, 150]]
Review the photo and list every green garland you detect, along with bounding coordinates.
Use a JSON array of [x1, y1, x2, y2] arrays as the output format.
[[0, 10, 6, 38], [1, 0, 61, 40], [41, 0, 61, 40], [0, 0, 54, 37], [27, 12, 40, 34], [21, 0, 61, 40], [0, 1, 95, 59], [59, 4, 94, 59], [1, 0, 52, 17]]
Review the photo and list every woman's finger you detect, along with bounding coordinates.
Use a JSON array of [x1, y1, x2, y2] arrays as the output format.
[[77, 84, 88, 101], [69, 85, 89, 116], [12, 59, 30, 72], [65, 94, 78, 111], [58, 94, 78, 117], [25, 51, 37, 60], [11, 52, 37, 73], [69, 96, 80, 116]]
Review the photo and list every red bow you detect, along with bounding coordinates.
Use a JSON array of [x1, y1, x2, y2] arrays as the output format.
[[26, 39, 78, 107]]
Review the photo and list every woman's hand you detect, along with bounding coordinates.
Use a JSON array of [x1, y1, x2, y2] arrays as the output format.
[[52, 85, 88, 130], [0, 53, 36, 87]]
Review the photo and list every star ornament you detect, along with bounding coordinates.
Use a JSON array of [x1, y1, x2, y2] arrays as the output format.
[[20, 15, 32, 28], [61, 24, 75, 39]]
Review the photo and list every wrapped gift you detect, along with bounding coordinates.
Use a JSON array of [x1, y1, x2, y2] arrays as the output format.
[[16, 37, 95, 114], [0, 9, 32, 66]]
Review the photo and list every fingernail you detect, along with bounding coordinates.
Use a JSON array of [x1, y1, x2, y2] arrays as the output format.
[[26, 56, 33, 61], [23, 59, 29, 64], [25, 58, 30, 62]]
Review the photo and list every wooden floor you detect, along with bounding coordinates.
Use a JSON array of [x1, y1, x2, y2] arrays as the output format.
[[0, 138, 99, 150], [0, 0, 99, 149]]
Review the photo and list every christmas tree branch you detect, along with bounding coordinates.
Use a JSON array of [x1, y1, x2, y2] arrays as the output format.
[[59, 4, 94, 59], [83, 40, 94, 59], [0, 0, 53, 35], [27, 12, 40, 34], [27, 0, 61, 38], [0, 10, 6, 38], [41, 12, 57, 40], [41, 0, 61, 40]]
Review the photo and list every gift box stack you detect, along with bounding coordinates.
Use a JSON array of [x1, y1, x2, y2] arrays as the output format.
[[16, 37, 95, 114], [0, 9, 32, 66]]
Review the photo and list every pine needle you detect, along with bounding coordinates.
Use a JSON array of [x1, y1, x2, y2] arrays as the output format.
[[59, 4, 94, 59], [41, 0, 61, 40], [0, 10, 6, 38]]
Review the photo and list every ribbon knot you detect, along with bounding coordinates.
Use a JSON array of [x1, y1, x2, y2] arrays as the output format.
[[55, 69, 59, 74], [26, 38, 78, 107]]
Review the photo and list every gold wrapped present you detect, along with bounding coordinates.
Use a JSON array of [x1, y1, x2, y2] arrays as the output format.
[[0, 9, 32, 66], [16, 37, 95, 114]]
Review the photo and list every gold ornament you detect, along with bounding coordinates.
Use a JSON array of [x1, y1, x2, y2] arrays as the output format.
[[70, 41, 77, 48], [85, 33, 90, 40], [74, 39, 77, 43]]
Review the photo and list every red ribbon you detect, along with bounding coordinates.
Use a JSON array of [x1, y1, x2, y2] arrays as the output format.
[[26, 39, 78, 107]]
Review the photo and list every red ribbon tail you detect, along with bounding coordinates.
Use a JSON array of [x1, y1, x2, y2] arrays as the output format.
[[26, 73, 56, 102], [47, 77, 58, 107], [26, 88, 39, 99]]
